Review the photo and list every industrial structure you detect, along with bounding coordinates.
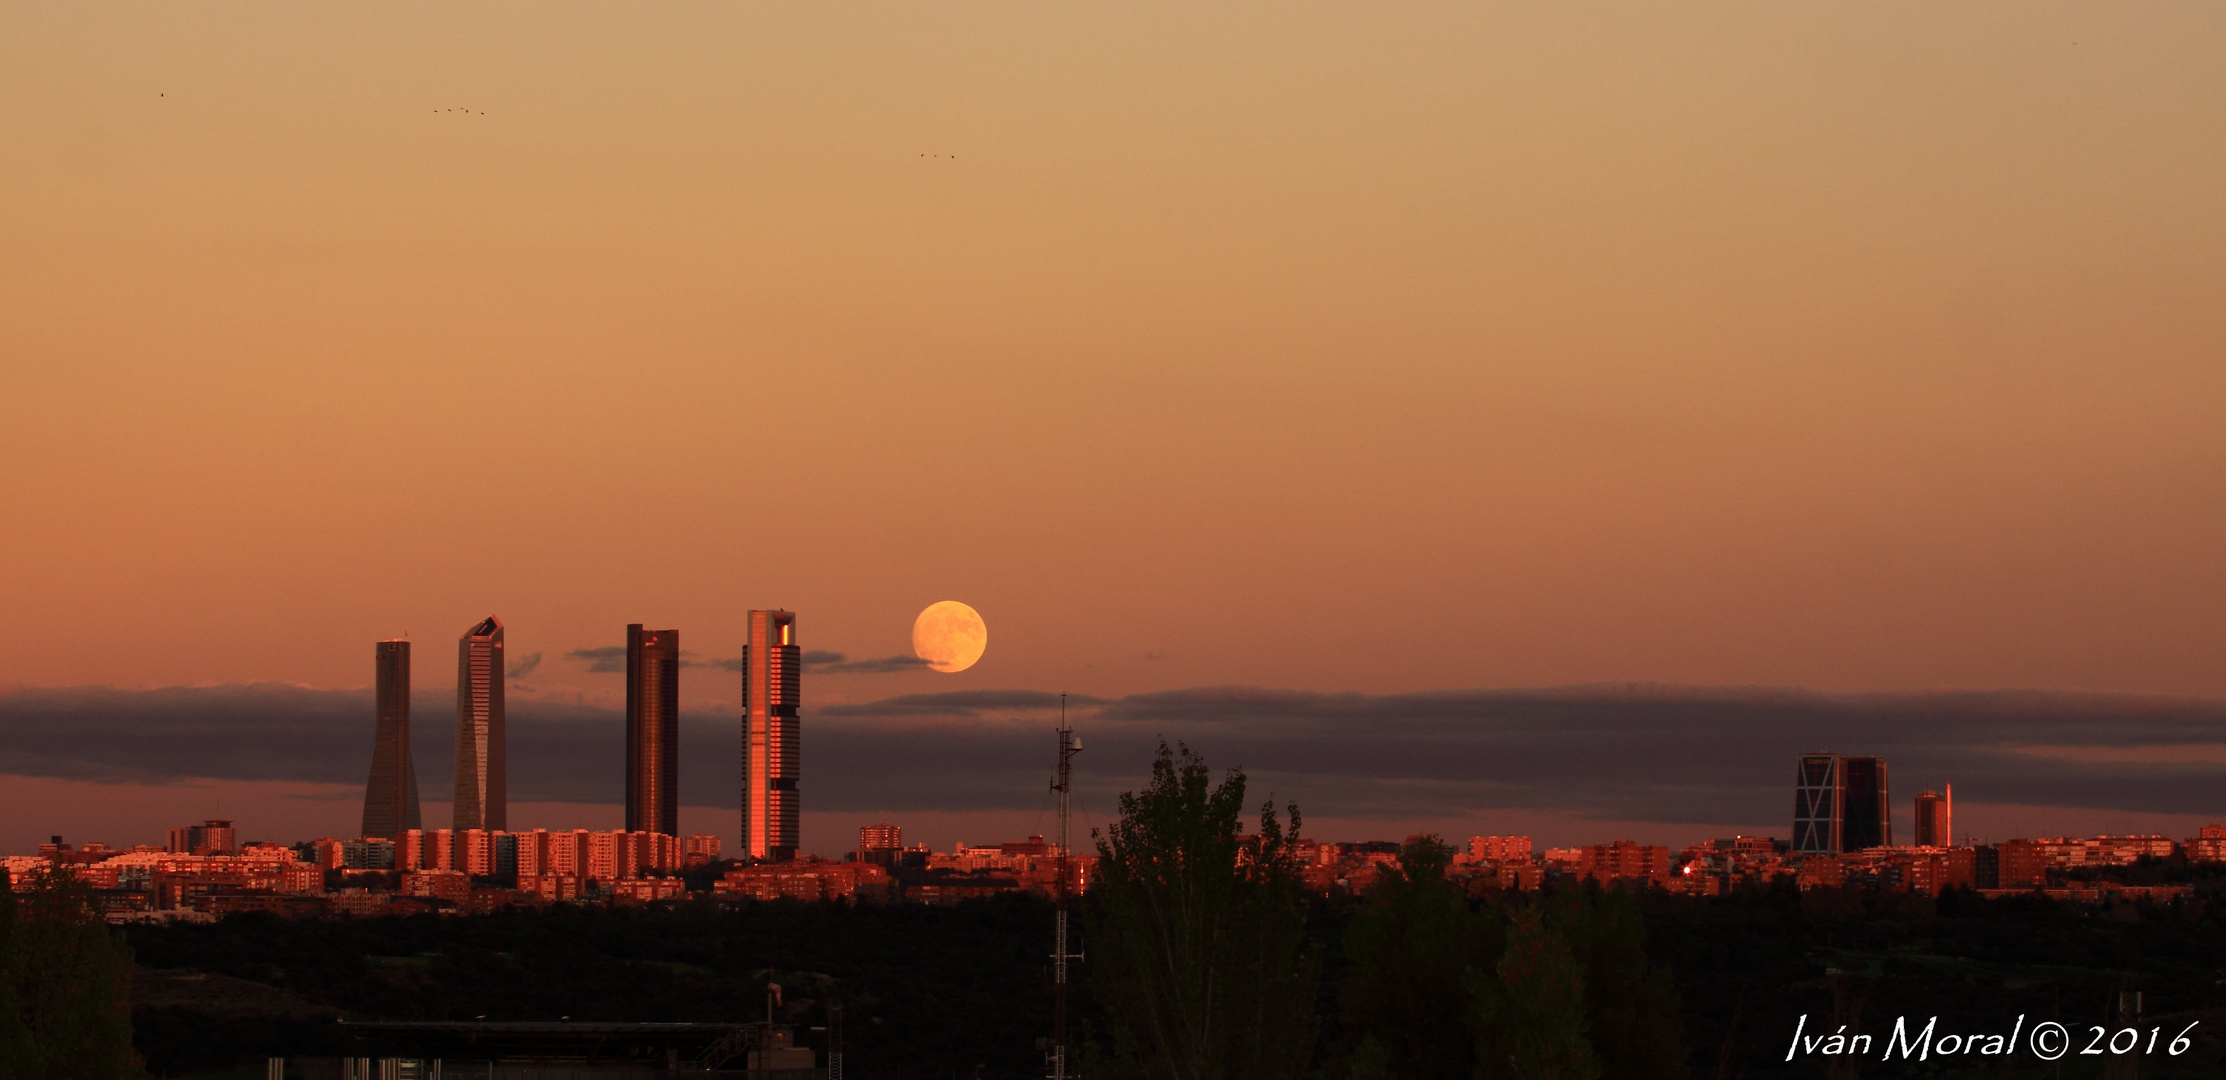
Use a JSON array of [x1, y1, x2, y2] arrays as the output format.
[[1047, 700, 1083, 1080]]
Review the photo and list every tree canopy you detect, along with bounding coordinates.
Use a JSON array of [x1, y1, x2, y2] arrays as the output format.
[[1087, 741, 1318, 1080], [0, 867, 143, 1080]]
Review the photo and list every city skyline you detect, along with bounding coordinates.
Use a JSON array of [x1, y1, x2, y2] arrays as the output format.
[[6, 9, 2221, 1076], [8, 672, 2224, 859]]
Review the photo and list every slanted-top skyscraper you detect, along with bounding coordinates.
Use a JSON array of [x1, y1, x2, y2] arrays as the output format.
[[361, 639, 422, 840], [741, 609, 800, 862], [626, 623, 681, 836], [1793, 753, 1890, 855], [453, 616, 506, 831]]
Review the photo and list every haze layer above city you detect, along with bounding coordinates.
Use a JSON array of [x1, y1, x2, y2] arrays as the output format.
[[2, 4, 2222, 857]]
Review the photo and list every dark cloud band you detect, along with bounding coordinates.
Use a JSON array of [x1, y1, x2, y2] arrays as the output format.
[[1, 684, 2220, 827]]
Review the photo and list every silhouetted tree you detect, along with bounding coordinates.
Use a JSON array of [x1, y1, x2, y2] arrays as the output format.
[[1087, 742, 1317, 1080], [1549, 887, 1689, 1080], [1342, 836, 1500, 1080], [0, 872, 27, 1080], [0, 867, 143, 1080], [1471, 907, 1596, 1080]]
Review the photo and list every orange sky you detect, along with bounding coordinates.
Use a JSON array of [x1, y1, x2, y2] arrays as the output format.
[[3, 3, 2223, 710]]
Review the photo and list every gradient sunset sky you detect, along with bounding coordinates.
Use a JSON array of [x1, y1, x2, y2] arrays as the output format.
[[3, 4, 2222, 853]]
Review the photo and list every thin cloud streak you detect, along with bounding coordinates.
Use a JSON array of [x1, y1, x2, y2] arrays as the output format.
[[568, 648, 926, 676], [822, 690, 1106, 718], [811, 653, 935, 675], [709, 651, 936, 675], [565, 646, 627, 674]]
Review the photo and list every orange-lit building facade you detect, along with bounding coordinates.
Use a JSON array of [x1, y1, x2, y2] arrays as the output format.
[[1466, 835, 1532, 862], [741, 609, 801, 862], [682, 833, 722, 867], [859, 823, 903, 865], [2188, 824, 2226, 863], [1914, 786, 1952, 848], [1576, 840, 1671, 886], [167, 820, 237, 856], [717, 859, 893, 903], [452, 616, 506, 832]]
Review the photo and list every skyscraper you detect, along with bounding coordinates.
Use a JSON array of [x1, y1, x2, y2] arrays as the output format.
[[1793, 753, 1891, 854], [453, 616, 506, 831], [626, 623, 682, 836], [741, 609, 800, 862], [1914, 785, 1953, 848], [362, 639, 422, 840]]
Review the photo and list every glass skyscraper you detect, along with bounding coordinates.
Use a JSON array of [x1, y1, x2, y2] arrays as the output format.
[[741, 609, 800, 862], [1793, 753, 1891, 854], [626, 623, 682, 836], [453, 616, 506, 831], [361, 638, 422, 840]]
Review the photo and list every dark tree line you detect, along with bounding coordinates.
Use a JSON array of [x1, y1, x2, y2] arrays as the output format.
[[1085, 744, 1686, 1080], [126, 897, 1058, 1078], [0, 869, 143, 1080], [1085, 742, 1317, 1079], [81, 742, 2226, 1078]]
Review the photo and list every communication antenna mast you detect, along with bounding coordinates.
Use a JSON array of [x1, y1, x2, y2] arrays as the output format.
[[1048, 693, 1083, 1080]]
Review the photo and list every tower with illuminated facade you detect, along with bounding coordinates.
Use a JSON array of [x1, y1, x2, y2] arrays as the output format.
[[626, 623, 682, 836], [361, 639, 422, 840], [453, 616, 506, 831], [741, 609, 800, 862], [1793, 753, 1890, 855], [1914, 785, 1952, 848]]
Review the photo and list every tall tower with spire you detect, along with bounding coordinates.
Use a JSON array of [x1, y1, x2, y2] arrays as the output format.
[[453, 616, 506, 831], [740, 610, 800, 862]]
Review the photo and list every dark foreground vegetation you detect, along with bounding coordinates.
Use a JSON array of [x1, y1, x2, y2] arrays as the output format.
[[10, 748, 2226, 1078], [100, 886, 2226, 1077], [125, 897, 1054, 1078], [104, 854, 2226, 1079], [100, 881, 2226, 1073]]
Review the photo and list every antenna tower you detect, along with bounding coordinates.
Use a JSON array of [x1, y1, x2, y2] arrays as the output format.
[[1048, 693, 1083, 1080]]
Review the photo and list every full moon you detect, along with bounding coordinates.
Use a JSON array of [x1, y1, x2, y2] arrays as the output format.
[[912, 601, 988, 673]]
